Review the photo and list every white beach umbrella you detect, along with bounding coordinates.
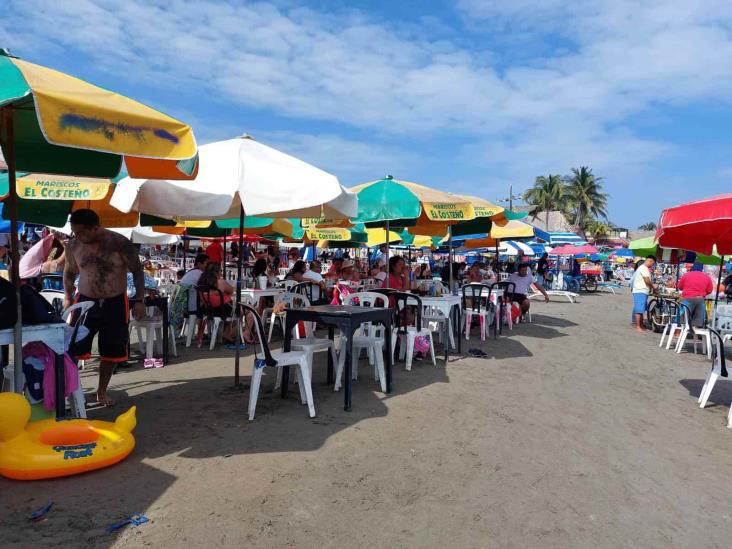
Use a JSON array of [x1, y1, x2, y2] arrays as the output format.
[[111, 135, 357, 220], [498, 241, 535, 256], [110, 226, 180, 245], [112, 135, 357, 387]]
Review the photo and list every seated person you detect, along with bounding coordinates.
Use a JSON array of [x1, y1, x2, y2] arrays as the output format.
[[507, 262, 549, 315], [285, 260, 307, 282], [179, 253, 209, 312], [198, 262, 240, 345], [302, 260, 328, 303], [466, 263, 484, 284], [325, 258, 344, 279]]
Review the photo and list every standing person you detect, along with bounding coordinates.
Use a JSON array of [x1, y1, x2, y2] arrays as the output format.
[[677, 262, 713, 328], [508, 262, 550, 316], [631, 255, 656, 332], [536, 252, 548, 285], [205, 239, 224, 267], [63, 209, 146, 407]]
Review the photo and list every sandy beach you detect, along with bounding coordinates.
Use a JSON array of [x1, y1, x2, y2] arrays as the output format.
[[2, 289, 731, 548]]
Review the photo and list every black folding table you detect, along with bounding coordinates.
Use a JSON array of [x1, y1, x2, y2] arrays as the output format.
[[282, 305, 393, 411]]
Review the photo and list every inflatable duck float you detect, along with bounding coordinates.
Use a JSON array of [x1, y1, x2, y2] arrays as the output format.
[[0, 393, 136, 480]]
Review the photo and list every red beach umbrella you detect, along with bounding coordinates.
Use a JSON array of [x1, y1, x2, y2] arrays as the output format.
[[657, 194, 732, 311], [656, 194, 732, 255]]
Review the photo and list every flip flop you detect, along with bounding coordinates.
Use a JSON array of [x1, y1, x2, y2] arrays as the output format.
[[467, 348, 488, 358]]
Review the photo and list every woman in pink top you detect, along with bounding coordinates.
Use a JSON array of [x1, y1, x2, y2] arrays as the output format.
[[383, 256, 409, 290], [677, 263, 713, 327]]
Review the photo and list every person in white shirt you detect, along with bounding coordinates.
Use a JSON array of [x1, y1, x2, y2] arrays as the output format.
[[631, 255, 656, 332], [179, 253, 209, 312], [507, 262, 549, 314], [302, 259, 327, 303]]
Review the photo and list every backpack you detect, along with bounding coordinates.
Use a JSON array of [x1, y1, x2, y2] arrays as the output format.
[[0, 277, 17, 329], [19, 283, 61, 325]]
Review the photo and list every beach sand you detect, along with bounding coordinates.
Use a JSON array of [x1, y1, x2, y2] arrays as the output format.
[[2, 289, 731, 548]]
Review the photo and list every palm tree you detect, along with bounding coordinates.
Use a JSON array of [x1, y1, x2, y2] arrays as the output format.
[[585, 218, 611, 241], [523, 174, 566, 230], [638, 221, 657, 231], [564, 167, 608, 229]]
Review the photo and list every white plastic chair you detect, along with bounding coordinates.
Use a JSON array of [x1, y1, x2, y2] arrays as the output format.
[[393, 292, 436, 371], [267, 292, 302, 342], [243, 304, 315, 420], [334, 292, 390, 391], [62, 301, 96, 419], [461, 283, 494, 341], [697, 329, 732, 428], [274, 294, 338, 391], [658, 300, 679, 349], [194, 286, 238, 350], [673, 303, 711, 357]]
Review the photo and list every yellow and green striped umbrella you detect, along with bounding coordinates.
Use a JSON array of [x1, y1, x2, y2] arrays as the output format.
[[0, 49, 197, 179]]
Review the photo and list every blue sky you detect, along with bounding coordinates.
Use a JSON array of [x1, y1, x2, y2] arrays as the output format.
[[2, 0, 732, 229]]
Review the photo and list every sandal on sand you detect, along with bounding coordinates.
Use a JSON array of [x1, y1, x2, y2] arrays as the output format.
[[468, 348, 488, 358]]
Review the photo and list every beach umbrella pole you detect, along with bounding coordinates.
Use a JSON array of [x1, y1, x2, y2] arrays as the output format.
[[3, 108, 23, 393], [385, 220, 390, 288], [713, 255, 725, 324], [223, 235, 227, 279], [234, 205, 245, 387], [448, 226, 453, 293]]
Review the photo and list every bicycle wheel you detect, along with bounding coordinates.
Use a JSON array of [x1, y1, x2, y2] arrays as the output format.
[[584, 276, 598, 292], [646, 299, 665, 333]]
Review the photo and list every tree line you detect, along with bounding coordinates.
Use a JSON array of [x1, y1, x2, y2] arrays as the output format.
[[522, 166, 611, 239]]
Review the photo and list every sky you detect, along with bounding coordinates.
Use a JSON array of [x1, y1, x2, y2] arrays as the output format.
[[2, 0, 732, 229]]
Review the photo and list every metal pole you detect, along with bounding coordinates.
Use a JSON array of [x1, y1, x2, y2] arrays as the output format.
[[234, 206, 245, 387], [3, 108, 23, 393], [222, 233, 227, 280], [713, 255, 725, 322], [385, 220, 390, 288], [509, 184, 513, 210], [448, 225, 454, 293]]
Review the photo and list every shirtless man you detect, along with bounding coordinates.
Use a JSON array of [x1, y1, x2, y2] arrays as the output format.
[[63, 209, 146, 406]]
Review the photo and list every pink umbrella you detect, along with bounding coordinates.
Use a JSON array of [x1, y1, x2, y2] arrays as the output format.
[[551, 244, 599, 255], [18, 234, 54, 279]]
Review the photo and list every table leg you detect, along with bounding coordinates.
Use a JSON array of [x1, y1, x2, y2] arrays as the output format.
[[161, 298, 169, 364], [55, 352, 66, 419], [327, 325, 335, 384], [281, 315, 294, 398], [343, 326, 353, 411], [444, 309, 449, 363], [384, 319, 393, 394], [454, 305, 462, 354]]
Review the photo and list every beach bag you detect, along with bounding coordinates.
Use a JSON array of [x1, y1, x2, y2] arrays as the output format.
[[510, 303, 521, 322], [413, 335, 430, 355], [169, 284, 192, 334], [20, 283, 61, 325], [0, 277, 17, 329]]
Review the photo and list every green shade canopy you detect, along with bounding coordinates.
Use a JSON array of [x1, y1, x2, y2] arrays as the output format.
[[628, 236, 725, 265]]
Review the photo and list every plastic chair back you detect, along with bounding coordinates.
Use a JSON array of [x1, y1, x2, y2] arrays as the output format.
[[461, 283, 492, 313]]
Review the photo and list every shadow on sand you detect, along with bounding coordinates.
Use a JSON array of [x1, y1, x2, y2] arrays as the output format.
[[0, 347, 450, 548]]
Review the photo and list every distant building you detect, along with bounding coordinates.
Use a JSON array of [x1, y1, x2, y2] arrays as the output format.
[[515, 207, 574, 233]]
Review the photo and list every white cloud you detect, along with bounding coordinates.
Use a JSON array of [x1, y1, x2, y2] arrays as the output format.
[[252, 131, 417, 185], [2, 0, 732, 225], [5, 0, 729, 139]]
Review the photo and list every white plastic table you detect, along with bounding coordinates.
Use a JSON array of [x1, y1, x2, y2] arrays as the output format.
[[240, 288, 285, 305], [420, 294, 462, 360], [0, 323, 67, 417]]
